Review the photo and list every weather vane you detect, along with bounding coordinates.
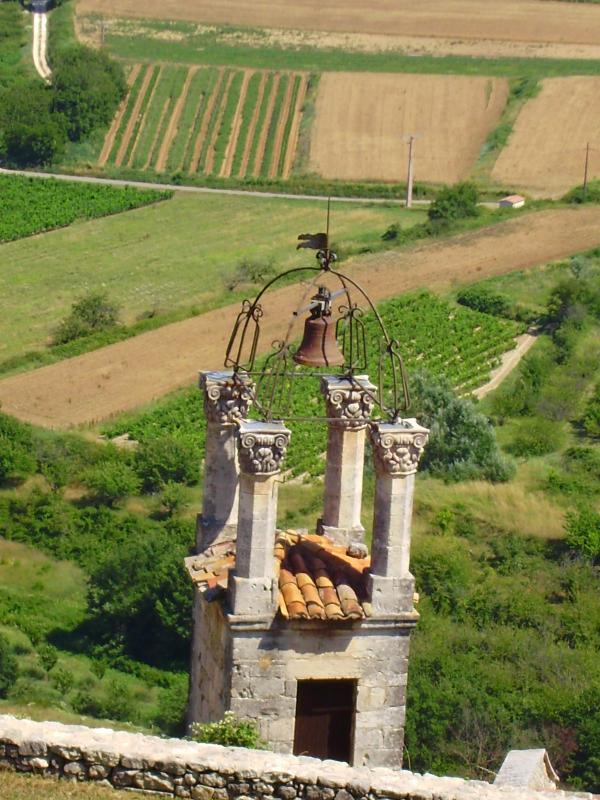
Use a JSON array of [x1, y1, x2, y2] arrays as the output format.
[[223, 199, 410, 422]]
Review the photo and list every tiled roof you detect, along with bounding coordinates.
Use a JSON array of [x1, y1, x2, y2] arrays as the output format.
[[185, 531, 372, 622]]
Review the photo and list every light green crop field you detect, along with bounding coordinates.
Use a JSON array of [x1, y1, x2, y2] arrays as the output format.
[[0, 192, 424, 362]]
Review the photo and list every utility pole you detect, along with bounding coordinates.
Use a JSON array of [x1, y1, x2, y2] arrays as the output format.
[[406, 135, 416, 208], [583, 142, 590, 201]]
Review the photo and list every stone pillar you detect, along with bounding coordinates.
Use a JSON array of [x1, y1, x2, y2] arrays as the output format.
[[367, 419, 429, 614], [319, 375, 376, 546], [229, 420, 291, 616], [198, 371, 253, 551]]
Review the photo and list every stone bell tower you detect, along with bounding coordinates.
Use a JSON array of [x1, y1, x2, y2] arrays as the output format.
[[186, 230, 429, 767]]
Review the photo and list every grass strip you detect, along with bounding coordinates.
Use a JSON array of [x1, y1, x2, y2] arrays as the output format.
[[147, 66, 189, 170], [231, 71, 261, 177], [211, 70, 244, 176], [180, 68, 220, 173], [196, 69, 232, 174], [277, 74, 302, 177], [129, 66, 174, 169], [107, 66, 147, 164], [246, 72, 275, 176], [120, 65, 160, 167], [260, 74, 288, 178], [166, 68, 209, 173]]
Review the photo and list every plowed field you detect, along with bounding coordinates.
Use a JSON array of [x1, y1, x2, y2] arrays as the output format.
[[76, 0, 600, 51], [3, 206, 600, 429], [492, 77, 600, 197], [309, 73, 509, 184]]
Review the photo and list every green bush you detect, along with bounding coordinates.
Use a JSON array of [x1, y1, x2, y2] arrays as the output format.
[[135, 435, 197, 492], [506, 419, 566, 457], [190, 711, 266, 749], [0, 633, 18, 698], [0, 412, 35, 484], [428, 182, 480, 225], [160, 481, 189, 517], [565, 507, 600, 561], [37, 643, 59, 673], [52, 291, 120, 345], [381, 222, 401, 241], [0, 82, 66, 167], [84, 461, 140, 506], [456, 286, 511, 317], [581, 383, 600, 437]]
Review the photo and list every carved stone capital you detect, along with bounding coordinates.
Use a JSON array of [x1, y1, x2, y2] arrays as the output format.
[[200, 371, 253, 425], [320, 375, 376, 430], [369, 419, 429, 476], [237, 420, 291, 476]]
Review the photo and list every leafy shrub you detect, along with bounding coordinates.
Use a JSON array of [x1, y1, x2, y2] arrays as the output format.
[[154, 678, 188, 735], [456, 286, 510, 317], [0, 633, 18, 698], [38, 643, 58, 673], [506, 419, 566, 457], [160, 481, 189, 517], [190, 711, 265, 749], [226, 257, 276, 291], [581, 383, 600, 437], [53, 291, 120, 345], [0, 412, 35, 484], [428, 182, 480, 225], [381, 222, 401, 241], [51, 665, 75, 695], [0, 82, 66, 167], [84, 461, 140, 506], [565, 507, 600, 561], [135, 435, 197, 492]]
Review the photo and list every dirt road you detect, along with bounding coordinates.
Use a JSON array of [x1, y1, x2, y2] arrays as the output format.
[[2, 206, 600, 429]]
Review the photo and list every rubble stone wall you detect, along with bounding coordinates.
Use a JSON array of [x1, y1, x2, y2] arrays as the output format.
[[0, 715, 595, 800]]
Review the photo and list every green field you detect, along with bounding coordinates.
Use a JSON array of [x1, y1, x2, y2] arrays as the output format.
[[0, 191, 425, 363], [0, 772, 119, 800]]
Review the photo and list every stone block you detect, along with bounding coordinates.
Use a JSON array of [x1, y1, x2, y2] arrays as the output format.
[[18, 739, 47, 757], [89, 764, 109, 780], [113, 768, 138, 787], [28, 757, 49, 771]]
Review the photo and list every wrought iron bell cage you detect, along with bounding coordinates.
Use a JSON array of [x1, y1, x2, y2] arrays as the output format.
[[223, 234, 410, 424]]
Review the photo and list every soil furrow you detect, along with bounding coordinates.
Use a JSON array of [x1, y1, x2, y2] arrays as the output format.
[[155, 66, 198, 173], [189, 68, 225, 174], [282, 74, 308, 179], [114, 64, 153, 168], [204, 72, 235, 175], [127, 66, 163, 168], [220, 69, 252, 178], [252, 74, 281, 178]]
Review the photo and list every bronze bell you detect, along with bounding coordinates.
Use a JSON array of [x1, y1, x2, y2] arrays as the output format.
[[293, 287, 345, 368]]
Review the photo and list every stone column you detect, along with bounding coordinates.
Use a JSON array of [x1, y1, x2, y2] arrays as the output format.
[[319, 375, 376, 546], [198, 371, 253, 551], [229, 420, 291, 616], [367, 419, 429, 614]]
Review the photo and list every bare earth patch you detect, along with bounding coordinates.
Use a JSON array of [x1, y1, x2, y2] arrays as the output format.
[[492, 77, 600, 198], [3, 206, 600, 429], [76, 0, 600, 58], [309, 73, 508, 184]]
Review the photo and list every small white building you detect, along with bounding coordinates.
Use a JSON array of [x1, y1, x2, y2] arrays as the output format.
[[499, 194, 525, 209]]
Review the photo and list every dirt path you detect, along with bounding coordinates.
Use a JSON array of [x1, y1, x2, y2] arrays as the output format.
[[239, 73, 267, 178], [114, 64, 153, 167], [282, 74, 308, 179], [252, 74, 281, 178], [98, 64, 141, 167], [32, 12, 51, 82], [220, 70, 251, 178], [205, 72, 235, 175], [472, 332, 539, 400], [189, 69, 224, 174], [3, 206, 600, 429], [268, 74, 294, 179], [155, 66, 197, 173]]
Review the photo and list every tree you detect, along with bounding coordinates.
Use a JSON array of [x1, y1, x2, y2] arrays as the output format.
[[428, 182, 480, 224], [565, 507, 600, 561], [84, 461, 140, 506], [52, 291, 120, 345], [51, 47, 126, 141], [0, 82, 66, 167], [135, 435, 197, 492], [0, 412, 35, 484]]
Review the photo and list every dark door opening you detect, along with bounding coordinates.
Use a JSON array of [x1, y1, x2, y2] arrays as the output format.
[[293, 679, 355, 763]]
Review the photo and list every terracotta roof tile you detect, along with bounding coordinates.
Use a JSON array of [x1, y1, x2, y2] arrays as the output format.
[[186, 530, 371, 622]]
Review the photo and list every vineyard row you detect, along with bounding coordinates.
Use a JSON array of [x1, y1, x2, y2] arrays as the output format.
[[98, 63, 309, 180]]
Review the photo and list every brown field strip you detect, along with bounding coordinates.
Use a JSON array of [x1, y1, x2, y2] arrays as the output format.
[[252, 74, 281, 178], [4, 206, 600, 429], [309, 73, 509, 184], [97, 63, 141, 167], [114, 64, 153, 167], [491, 77, 600, 198], [282, 74, 308, 179], [76, 0, 600, 51], [239, 73, 267, 178], [155, 66, 197, 173], [189, 68, 224, 174], [204, 72, 235, 175], [268, 74, 294, 179], [220, 70, 251, 178]]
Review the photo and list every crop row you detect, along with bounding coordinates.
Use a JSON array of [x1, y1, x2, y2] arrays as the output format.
[[0, 175, 171, 244], [103, 291, 518, 479], [98, 64, 308, 179]]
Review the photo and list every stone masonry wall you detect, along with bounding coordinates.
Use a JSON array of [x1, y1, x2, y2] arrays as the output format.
[[188, 593, 230, 724], [0, 715, 596, 800], [228, 621, 411, 767]]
